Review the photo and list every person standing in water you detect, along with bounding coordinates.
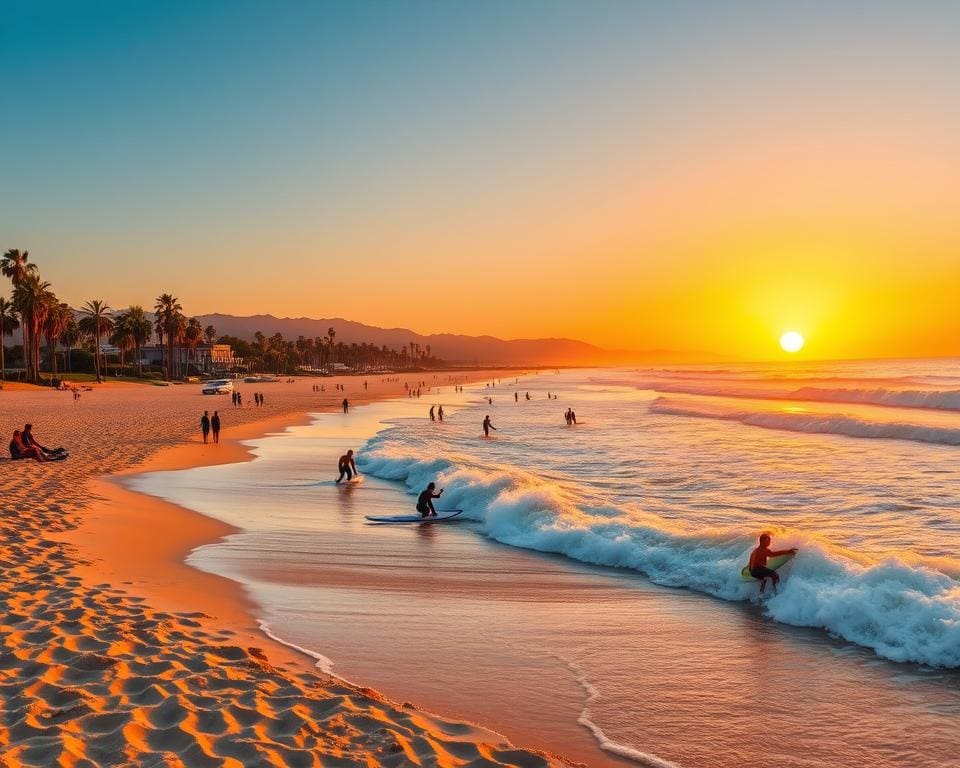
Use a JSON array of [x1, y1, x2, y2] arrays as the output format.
[[416, 482, 443, 517], [482, 415, 496, 437], [200, 411, 211, 444], [437, 405, 444, 422], [211, 411, 221, 444], [336, 450, 358, 483], [342, 397, 349, 413], [429, 405, 435, 422], [748, 533, 797, 594]]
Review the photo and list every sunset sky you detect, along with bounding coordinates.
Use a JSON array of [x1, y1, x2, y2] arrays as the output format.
[[2, 1, 959, 360]]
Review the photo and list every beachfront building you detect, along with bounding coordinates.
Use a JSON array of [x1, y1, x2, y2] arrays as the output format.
[[137, 343, 237, 376]]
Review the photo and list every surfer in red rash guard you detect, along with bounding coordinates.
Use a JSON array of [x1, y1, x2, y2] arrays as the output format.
[[748, 533, 797, 593]]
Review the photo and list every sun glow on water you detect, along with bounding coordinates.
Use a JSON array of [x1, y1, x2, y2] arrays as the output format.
[[780, 331, 805, 353]]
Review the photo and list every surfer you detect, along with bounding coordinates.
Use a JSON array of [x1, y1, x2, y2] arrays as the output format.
[[416, 482, 443, 517], [748, 534, 797, 593], [335, 450, 357, 483], [482, 415, 496, 437]]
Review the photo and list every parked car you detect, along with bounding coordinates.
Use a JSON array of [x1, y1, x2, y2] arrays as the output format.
[[201, 379, 234, 395]]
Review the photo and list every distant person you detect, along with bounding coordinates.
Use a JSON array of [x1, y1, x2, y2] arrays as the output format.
[[211, 411, 221, 444], [200, 411, 211, 444], [9, 429, 45, 462], [416, 482, 443, 518], [514, 392, 518, 402], [487, 396, 493, 405], [237, 392, 243, 407], [364, 380, 368, 390], [569, 409, 577, 425], [429, 405, 436, 422], [482, 415, 496, 437], [259, 392, 265, 407], [336, 450, 357, 483], [525, 392, 530, 401], [22, 424, 65, 459], [342, 397, 349, 413], [565, 409, 572, 425], [748, 534, 798, 594], [437, 405, 444, 422]]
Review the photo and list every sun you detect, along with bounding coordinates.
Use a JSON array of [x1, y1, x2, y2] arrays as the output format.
[[780, 331, 805, 353]]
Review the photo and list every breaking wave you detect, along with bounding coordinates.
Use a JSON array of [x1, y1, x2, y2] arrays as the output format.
[[359, 440, 960, 669]]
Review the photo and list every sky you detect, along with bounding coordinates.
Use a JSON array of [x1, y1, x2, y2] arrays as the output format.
[[2, 0, 959, 360]]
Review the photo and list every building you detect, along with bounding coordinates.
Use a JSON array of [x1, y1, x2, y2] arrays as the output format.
[[138, 343, 237, 375]]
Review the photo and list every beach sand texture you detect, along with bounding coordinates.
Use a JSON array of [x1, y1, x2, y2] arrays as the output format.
[[0, 376, 569, 768]]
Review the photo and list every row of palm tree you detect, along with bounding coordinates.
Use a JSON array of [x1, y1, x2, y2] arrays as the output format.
[[3, 247, 445, 385], [0, 250, 211, 384]]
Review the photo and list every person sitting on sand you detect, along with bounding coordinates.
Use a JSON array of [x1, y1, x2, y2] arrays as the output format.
[[748, 533, 797, 593], [416, 482, 443, 518], [22, 424, 66, 458], [336, 450, 357, 483], [10, 429, 45, 462]]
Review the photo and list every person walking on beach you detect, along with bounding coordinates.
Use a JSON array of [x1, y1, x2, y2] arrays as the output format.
[[748, 534, 798, 594], [416, 482, 443, 518], [515, 391, 518, 402], [429, 405, 436, 422], [237, 392, 243, 407], [482, 415, 496, 437], [437, 405, 444, 422], [336, 450, 357, 483], [211, 411, 221, 444], [200, 411, 211, 444], [342, 397, 349, 413]]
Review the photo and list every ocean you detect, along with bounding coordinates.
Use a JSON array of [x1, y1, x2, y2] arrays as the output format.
[[129, 362, 960, 767]]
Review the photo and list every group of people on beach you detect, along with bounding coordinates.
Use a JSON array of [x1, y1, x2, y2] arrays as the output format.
[[200, 411, 221, 444], [8, 424, 67, 462]]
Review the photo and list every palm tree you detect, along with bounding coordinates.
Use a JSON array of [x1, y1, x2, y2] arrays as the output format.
[[204, 324, 217, 344], [79, 299, 114, 383], [0, 296, 19, 388], [154, 294, 183, 380], [123, 306, 152, 376], [1, 249, 39, 380], [326, 327, 336, 370], [43, 301, 72, 377], [184, 317, 204, 374], [60, 314, 81, 373], [12, 273, 53, 382]]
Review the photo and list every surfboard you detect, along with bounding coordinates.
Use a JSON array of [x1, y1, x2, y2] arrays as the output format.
[[741, 551, 796, 581], [348, 475, 364, 484], [365, 509, 463, 524]]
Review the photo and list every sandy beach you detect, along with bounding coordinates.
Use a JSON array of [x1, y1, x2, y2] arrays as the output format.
[[0, 373, 573, 768]]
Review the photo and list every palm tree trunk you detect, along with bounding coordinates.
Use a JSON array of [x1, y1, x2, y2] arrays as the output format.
[[94, 320, 102, 383]]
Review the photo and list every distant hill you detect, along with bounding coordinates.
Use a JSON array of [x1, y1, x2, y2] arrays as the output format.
[[4, 310, 695, 366], [195, 313, 665, 366]]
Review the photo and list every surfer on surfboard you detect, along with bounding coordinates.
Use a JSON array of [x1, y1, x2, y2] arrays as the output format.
[[416, 482, 444, 517], [335, 450, 358, 483], [748, 533, 797, 593]]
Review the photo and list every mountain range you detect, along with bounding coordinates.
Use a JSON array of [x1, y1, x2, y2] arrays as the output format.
[[195, 314, 679, 366]]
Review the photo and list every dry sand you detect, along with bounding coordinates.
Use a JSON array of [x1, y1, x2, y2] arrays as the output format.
[[0, 374, 575, 767]]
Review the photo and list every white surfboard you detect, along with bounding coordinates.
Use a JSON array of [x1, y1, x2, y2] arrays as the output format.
[[365, 509, 464, 524]]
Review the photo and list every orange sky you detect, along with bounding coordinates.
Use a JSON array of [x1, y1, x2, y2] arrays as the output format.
[[4, 2, 960, 361]]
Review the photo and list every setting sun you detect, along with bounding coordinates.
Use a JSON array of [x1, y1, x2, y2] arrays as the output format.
[[780, 331, 805, 353]]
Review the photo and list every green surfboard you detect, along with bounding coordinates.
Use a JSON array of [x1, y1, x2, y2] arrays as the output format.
[[741, 552, 796, 582]]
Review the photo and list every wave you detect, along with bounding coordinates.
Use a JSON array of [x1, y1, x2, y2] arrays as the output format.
[[649, 397, 960, 446], [359, 443, 960, 669], [599, 377, 960, 412]]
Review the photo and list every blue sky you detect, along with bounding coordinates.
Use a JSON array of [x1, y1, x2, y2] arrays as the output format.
[[2, 1, 958, 355]]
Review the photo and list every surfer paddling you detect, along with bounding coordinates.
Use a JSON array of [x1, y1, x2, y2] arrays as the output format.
[[748, 533, 797, 593], [416, 482, 444, 518], [335, 450, 358, 483]]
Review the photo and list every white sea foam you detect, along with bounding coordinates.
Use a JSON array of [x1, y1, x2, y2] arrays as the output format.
[[649, 397, 960, 446], [600, 376, 960, 412], [359, 445, 960, 669]]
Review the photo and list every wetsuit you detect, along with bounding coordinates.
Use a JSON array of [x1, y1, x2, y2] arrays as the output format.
[[416, 488, 439, 517], [336, 455, 355, 482]]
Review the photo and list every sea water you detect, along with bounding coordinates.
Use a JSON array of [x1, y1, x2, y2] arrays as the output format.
[[130, 362, 960, 767]]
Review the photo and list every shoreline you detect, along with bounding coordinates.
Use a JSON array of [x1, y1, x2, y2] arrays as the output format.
[[2, 371, 576, 767]]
